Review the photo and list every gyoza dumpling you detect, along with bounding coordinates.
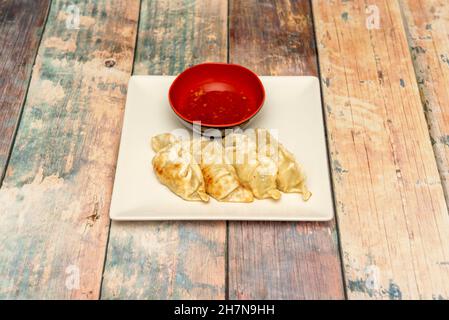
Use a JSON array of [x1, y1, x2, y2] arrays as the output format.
[[152, 141, 209, 202], [223, 133, 281, 200], [230, 149, 281, 200], [201, 140, 253, 203], [151, 133, 178, 152], [202, 164, 253, 202], [256, 128, 311, 201], [277, 144, 311, 200]]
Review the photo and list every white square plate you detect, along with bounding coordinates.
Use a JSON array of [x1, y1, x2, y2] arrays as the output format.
[[110, 76, 334, 221]]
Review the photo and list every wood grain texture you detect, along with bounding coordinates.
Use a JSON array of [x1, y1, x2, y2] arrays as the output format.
[[101, 0, 228, 299], [0, 0, 50, 182], [400, 0, 449, 211], [0, 0, 139, 299], [228, 0, 345, 299], [313, 0, 449, 299]]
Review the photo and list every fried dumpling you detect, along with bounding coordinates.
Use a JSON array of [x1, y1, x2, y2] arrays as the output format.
[[152, 141, 209, 202], [151, 133, 178, 152], [256, 128, 311, 201], [224, 133, 281, 200], [201, 140, 253, 203], [230, 149, 281, 200], [202, 164, 253, 202], [221, 184, 254, 202], [276, 144, 311, 200]]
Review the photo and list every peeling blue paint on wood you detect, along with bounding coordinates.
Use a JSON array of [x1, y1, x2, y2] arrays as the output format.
[[0, 0, 139, 299]]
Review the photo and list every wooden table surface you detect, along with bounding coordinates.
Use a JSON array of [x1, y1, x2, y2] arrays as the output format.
[[0, 0, 448, 300]]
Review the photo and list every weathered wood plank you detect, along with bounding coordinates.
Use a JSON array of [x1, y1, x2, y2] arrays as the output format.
[[228, 0, 345, 299], [400, 0, 449, 214], [101, 0, 228, 299], [312, 0, 449, 299], [0, 0, 139, 299], [0, 0, 50, 182]]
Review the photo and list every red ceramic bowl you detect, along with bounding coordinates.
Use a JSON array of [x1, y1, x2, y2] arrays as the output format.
[[169, 63, 265, 133]]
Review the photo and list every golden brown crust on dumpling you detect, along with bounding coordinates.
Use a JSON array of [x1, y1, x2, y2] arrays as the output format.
[[152, 142, 209, 202], [200, 141, 254, 203], [202, 164, 239, 200]]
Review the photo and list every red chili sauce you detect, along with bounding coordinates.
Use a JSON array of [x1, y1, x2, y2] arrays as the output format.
[[180, 88, 255, 125]]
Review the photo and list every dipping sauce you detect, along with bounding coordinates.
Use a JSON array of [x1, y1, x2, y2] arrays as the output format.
[[179, 88, 256, 126], [169, 63, 265, 129]]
